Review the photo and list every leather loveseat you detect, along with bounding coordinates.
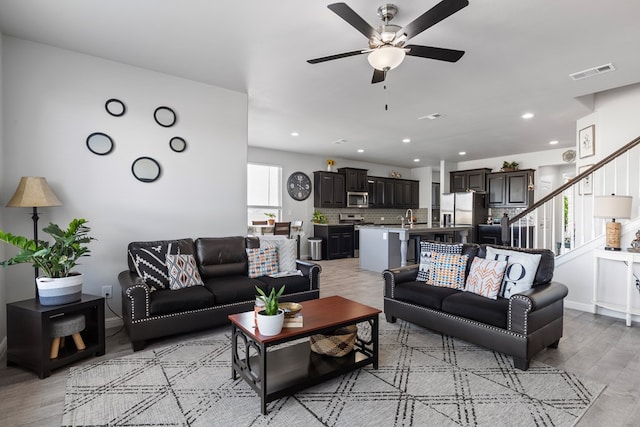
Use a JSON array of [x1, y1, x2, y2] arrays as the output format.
[[118, 236, 321, 351], [383, 243, 568, 370]]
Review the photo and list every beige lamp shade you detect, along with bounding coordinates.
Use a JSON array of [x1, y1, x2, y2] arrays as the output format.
[[593, 195, 632, 219], [6, 177, 62, 208]]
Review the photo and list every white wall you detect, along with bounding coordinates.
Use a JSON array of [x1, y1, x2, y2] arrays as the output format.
[[555, 83, 640, 320], [1, 38, 248, 331], [0, 33, 6, 348]]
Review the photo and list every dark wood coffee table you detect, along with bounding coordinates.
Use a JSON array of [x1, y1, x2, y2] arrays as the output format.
[[229, 295, 381, 414]]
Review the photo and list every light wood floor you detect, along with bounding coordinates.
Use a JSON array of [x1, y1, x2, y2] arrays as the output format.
[[1, 258, 639, 426]]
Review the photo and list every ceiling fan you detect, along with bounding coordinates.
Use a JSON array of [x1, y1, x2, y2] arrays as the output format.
[[307, 0, 469, 84]]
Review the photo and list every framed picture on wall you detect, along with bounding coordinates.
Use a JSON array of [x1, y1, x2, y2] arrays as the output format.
[[578, 165, 593, 195], [578, 125, 595, 158]]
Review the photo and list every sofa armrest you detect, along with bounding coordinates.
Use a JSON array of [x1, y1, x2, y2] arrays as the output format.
[[382, 265, 419, 298], [296, 260, 322, 291], [508, 281, 568, 334], [118, 270, 151, 321]]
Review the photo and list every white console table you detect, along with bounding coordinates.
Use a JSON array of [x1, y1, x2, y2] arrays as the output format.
[[593, 249, 640, 326]]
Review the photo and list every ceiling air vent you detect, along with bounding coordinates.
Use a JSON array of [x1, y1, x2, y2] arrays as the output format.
[[418, 113, 444, 120], [569, 63, 615, 81]]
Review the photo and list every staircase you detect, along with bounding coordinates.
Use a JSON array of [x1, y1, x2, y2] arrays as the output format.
[[503, 135, 640, 254]]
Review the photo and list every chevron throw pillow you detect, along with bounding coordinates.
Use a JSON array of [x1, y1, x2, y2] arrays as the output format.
[[166, 254, 204, 290], [464, 257, 508, 299]]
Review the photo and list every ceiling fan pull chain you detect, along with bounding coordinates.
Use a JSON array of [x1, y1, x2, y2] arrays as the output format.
[[384, 84, 388, 111]]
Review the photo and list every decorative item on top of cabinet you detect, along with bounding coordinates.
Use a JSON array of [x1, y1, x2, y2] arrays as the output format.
[[450, 168, 491, 193]]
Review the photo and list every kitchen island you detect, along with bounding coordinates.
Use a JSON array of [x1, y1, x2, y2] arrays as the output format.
[[358, 225, 471, 272]]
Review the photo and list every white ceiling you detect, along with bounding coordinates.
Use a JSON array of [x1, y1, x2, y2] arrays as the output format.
[[1, 0, 639, 168]]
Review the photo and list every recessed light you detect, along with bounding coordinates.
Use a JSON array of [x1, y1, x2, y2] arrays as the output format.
[[290, 132, 299, 137], [413, 158, 420, 162], [402, 138, 411, 143], [357, 149, 364, 153], [549, 140, 559, 145], [521, 113, 534, 119], [459, 151, 466, 155]]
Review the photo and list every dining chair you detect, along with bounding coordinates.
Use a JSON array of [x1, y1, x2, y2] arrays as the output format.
[[273, 222, 291, 237]]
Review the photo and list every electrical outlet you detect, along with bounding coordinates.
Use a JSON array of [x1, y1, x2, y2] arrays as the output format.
[[380, 217, 384, 221], [102, 285, 113, 299]]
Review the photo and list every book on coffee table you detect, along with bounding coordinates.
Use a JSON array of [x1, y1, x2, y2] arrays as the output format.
[[283, 314, 303, 328]]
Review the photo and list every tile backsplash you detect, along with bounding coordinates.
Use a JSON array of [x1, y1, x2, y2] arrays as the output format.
[[316, 208, 429, 225]]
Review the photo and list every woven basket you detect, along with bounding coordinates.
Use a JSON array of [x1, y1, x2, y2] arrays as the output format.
[[310, 324, 357, 357]]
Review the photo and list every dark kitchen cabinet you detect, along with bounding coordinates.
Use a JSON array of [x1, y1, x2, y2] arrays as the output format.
[[367, 176, 418, 209], [450, 168, 491, 192], [338, 167, 368, 192], [313, 225, 354, 259], [487, 169, 535, 208], [313, 171, 345, 208], [477, 224, 535, 248], [382, 178, 395, 208]]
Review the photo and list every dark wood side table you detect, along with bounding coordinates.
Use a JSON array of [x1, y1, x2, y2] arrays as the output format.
[[6, 294, 105, 378]]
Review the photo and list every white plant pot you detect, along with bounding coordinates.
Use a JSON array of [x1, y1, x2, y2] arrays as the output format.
[[256, 309, 285, 336], [36, 273, 83, 306]]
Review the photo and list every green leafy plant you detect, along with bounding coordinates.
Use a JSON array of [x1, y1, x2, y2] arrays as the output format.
[[264, 213, 276, 219], [255, 285, 285, 315], [0, 218, 94, 278], [312, 209, 327, 224], [501, 161, 519, 170]]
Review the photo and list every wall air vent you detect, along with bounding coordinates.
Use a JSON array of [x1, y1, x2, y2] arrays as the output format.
[[418, 112, 444, 120], [569, 63, 615, 81]]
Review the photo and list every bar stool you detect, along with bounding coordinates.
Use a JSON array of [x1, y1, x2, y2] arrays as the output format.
[[50, 314, 86, 359]]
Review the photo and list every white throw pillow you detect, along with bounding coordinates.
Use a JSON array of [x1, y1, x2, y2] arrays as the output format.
[[260, 237, 298, 272], [485, 247, 542, 298]]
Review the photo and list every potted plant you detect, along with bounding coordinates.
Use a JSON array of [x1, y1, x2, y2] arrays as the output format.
[[0, 218, 94, 305], [254, 285, 285, 336], [265, 213, 276, 226], [312, 210, 327, 224], [501, 161, 519, 172]]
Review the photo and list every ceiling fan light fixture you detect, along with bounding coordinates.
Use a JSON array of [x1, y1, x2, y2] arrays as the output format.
[[368, 46, 405, 71]]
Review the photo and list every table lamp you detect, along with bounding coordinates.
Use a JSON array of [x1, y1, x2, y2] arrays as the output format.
[[593, 194, 632, 251], [6, 177, 63, 289]]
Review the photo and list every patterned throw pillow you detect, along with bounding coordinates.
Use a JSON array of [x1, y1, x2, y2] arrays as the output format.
[[485, 247, 542, 298], [464, 257, 508, 300], [246, 246, 278, 278], [166, 254, 204, 290], [128, 242, 178, 291], [428, 252, 469, 289], [260, 237, 297, 272], [416, 242, 463, 282]]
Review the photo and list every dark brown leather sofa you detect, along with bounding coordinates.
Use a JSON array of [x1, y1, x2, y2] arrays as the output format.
[[118, 236, 321, 351], [382, 244, 568, 370]]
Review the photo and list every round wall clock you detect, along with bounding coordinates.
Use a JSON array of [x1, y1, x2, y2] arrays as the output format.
[[287, 172, 312, 201]]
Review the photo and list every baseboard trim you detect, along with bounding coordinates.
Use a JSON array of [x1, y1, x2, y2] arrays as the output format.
[[565, 299, 638, 324], [0, 336, 6, 361], [105, 316, 124, 330]]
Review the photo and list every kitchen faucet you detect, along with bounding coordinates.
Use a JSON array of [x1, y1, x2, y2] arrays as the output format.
[[405, 208, 414, 228]]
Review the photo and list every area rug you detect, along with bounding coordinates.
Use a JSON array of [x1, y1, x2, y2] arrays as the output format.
[[62, 318, 605, 426]]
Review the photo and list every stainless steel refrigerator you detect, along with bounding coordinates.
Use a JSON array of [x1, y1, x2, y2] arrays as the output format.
[[440, 192, 488, 243]]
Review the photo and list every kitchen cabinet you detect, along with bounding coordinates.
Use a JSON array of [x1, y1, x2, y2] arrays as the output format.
[[487, 169, 535, 208], [313, 171, 345, 208], [313, 225, 354, 259], [477, 224, 535, 248], [450, 168, 491, 192], [338, 167, 368, 192], [367, 176, 418, 209]]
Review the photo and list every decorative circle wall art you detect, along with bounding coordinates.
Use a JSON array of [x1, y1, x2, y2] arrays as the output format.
[[86, 132, 114, 155], [105, 98, 126, 117], [169, 136, 187, 153], [132, 157, 162, 183], [154, 106, 177, 127]]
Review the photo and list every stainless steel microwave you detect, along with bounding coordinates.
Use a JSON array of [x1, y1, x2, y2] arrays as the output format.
[[347, 192, 369, 208]]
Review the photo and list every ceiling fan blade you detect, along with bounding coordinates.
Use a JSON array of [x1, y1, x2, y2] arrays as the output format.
[[405, 44, 465, 62], [398, 0, 469, 41], [307, 49, 366, 64], [371, 68, 386, 84], [328, 3, 377, 39]]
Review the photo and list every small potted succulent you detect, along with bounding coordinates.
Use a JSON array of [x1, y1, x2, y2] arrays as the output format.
[[255, 285, 285, 336], [264, 212, 276, 226], [501, 161, 519, 172]]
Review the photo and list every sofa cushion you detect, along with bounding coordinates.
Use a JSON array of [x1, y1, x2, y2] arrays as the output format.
[[464, 257, 508, 300], [428, 253, 469, 290], [259, 237, 298, 272], [485, 246, 542, 298], [166, 254, 204, 290], [203, 275, 267, 305], [127, 238, 194, 272], [416, 242, 463, 281], [195, 237, 248, 278], [393, 281, 460, 310], [255, 274, 310, 295], [246, 246, 278, 278], [128, 241, 179, 291], [479, 245, 554, 286], [148, 286, 216, 316], [441, 291, 510, 329]]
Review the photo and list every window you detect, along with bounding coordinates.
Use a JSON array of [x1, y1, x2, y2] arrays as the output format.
[[247, 163, 281, 224]]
